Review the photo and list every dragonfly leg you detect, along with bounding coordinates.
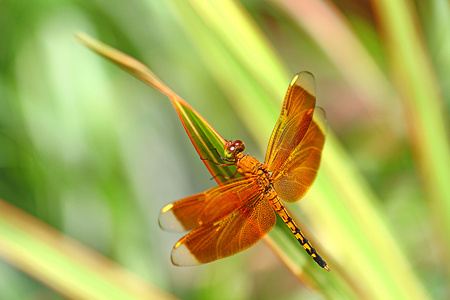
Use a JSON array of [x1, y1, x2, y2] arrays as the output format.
[[209, 169, 239, 180], [199, 156, 239, 180], [200, 156, 234, 166]]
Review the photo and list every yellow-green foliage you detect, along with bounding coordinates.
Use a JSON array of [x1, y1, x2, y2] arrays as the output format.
[[0, 1, 448, 299]]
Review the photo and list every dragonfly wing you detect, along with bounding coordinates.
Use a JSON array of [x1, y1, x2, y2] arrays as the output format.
[[170, 192, 276, 265], [264, 72, 316, 172], [159, 177, 259, 232], [272, 114, 325, 202]]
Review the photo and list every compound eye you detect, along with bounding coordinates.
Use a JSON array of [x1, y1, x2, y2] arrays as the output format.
[[223, 140, 245, 160], [223, 141, 235, 160], [233, 140, 245, 153]]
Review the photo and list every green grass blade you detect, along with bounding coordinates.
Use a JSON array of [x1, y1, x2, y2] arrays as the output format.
[[273, 0, 395, 111], [76, 32, 236, 183], [0, 199, 176, 300], [371, 0, 450, 262], [187, 0, 288, 100]]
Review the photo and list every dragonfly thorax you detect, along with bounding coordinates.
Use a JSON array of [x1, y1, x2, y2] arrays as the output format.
[[237, 155, 274, 197], [236, 154, 270, 182]]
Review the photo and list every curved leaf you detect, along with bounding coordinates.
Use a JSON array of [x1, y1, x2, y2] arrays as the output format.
[[76, 32, 236, 183]]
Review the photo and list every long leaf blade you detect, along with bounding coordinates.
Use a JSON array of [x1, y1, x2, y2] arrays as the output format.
[[76, 32, 236, 183], [0, 199, 176, 300]]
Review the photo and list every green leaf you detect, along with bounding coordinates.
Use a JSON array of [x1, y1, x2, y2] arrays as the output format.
[[76, 32, 236, 183], [0, 199, 176, 300], [371, 0, 450, 257]]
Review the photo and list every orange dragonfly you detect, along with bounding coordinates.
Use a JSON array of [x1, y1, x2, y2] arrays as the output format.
[[159, 72, 329, 271]]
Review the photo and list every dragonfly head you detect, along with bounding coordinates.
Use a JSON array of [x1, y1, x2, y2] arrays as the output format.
[[224, 140, 245, 161]]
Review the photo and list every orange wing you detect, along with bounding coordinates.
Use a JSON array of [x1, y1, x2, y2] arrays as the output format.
[[265, 72, 325, 202], [264, 72, 316, 171], [271, 116, 325, 202], [169, 188, 276, 266], [159, 177, 261, 232]]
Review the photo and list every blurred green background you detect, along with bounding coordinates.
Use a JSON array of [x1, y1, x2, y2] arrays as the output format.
[[0, 0, 449, 299]]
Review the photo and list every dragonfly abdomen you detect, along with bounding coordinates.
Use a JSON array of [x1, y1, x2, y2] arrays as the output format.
[[267, 194, 330, 271]]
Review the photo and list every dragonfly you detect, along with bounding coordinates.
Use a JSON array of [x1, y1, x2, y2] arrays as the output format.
[[159, 72, 329, 271]]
